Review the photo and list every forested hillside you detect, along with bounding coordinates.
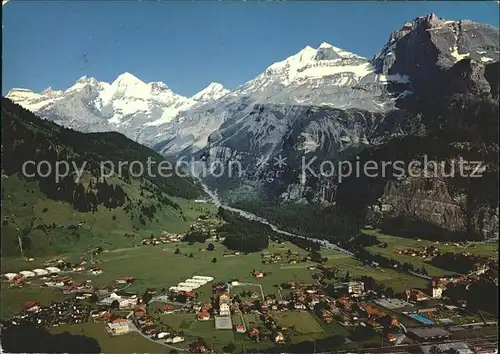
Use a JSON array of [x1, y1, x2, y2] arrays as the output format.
[[1, 98, 208, 256]]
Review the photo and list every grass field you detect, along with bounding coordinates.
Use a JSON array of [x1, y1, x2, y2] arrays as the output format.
[[271, 311, 324, 334], [362, 229, 498, 277], [1, 240, 430, 318], [363, 229, 498, 259], [49, 322, 166, 353], [0, 286, 71, 318], [322, 249, 429, 292]]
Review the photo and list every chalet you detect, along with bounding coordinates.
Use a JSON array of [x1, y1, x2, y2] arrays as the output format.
[[9, 274, 25, 286], [158, 305, 174, 314], [274, 332, 285, 343], [156, 331, 170, 339], [166, 336, 185, 344], [45, 267, 61, 274], [134, 308, 146, 318], [410, 289, 428, 302], [202, 303, 212, 312], [294, 303, 306, 310], [197, 312, 210, 321], [23, 301, 40, 312], [90, 268, 103, 275], [249, 327, 259, 340], [19, 270, 36, 278], [107, 322, 131, 336], [219, 292, 231, 316], [3, 273, 18, 281], [116, 276, 134, 284], [235, 324, 246, 333], [33, 269, 49, 276], [184, 291, 196, 298]]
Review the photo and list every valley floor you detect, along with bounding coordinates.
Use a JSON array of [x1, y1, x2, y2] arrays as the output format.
[[2, 235, 497, 352]]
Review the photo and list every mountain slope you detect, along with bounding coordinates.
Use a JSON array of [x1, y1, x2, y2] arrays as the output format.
[[1, 98, 212, 257], [146, 42, 403, 157]]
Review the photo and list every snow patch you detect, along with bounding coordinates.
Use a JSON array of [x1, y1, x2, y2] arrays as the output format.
[[449, 46, 470, 62]]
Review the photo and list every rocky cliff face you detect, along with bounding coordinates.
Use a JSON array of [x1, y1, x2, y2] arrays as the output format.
[[335, 87, 499, 240], [373, 13, 499, 99]]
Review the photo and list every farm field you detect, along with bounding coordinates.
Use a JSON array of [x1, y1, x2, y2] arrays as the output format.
[[322, 249, 428, 292], [363, 229, 498, 258], [272, 311, 324, 334], [49, 322, 166, 353], [0, 286, 71, 319]]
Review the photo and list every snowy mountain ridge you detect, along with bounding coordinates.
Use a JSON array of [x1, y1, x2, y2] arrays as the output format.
[[6, 72, 231, 141]]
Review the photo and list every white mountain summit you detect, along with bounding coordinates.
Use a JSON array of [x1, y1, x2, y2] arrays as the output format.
[[6, 72, 231, 141]]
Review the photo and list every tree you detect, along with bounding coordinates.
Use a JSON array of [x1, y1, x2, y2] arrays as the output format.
[[207, 243, 215, 251], [344, 271, 351, 282], [174, 248, 181, 255], [211, 257, 217, 263], [385, 287, 394, 297], [110, 300, 120, 310], [222, 343, 236, 353], [89, 293, 99, 303], [142, 290, 152, 304]]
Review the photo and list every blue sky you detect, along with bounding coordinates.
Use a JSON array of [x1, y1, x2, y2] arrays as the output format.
[[3, 1, 499, 96]]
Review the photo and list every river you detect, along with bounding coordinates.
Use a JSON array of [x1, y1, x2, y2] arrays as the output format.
[[199, 181, 355, 257]]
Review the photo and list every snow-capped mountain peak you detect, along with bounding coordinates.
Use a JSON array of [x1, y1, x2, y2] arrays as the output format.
[[112, 72, 145, 87], [261, 42, 371, 87], [191, 82, 230, 102], [5, 73, 229, 138]]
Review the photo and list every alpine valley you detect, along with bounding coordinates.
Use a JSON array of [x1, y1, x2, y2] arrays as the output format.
[[7, 14, 500, 241]]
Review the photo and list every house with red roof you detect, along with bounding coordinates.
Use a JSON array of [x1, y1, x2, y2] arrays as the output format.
[[197, 312, 210, 321], [116, 276, 135, 284], [158, 305, 174, 314], [235, 324, 246, 333], [248, 327, 260, 341], [23, 301, 40, 312]]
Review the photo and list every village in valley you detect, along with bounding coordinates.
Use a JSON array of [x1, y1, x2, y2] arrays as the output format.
[[1, 211, 498, 354]]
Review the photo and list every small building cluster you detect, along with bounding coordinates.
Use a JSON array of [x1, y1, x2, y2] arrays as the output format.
[[2, 300, 90, 328], [394, 245, 440, 259], [140, 232, 185, 245]]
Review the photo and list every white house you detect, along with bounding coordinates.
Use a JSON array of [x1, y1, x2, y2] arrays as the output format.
[[186, 279, 207, 285], [219, 302, 231, 316], [33, 269, 49, 276], [45, 267, 61, 274], [3, 273, 18, 281], [166, 336, 184, 344], [432, 286, 443, 299], [193, 276, 214, 282], [179, 282, 199, 289], [19, 270, 36, 278], [157, 332, 170, 339]]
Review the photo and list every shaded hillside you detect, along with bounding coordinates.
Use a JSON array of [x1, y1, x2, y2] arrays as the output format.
[[1, 98, 209, 256]]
